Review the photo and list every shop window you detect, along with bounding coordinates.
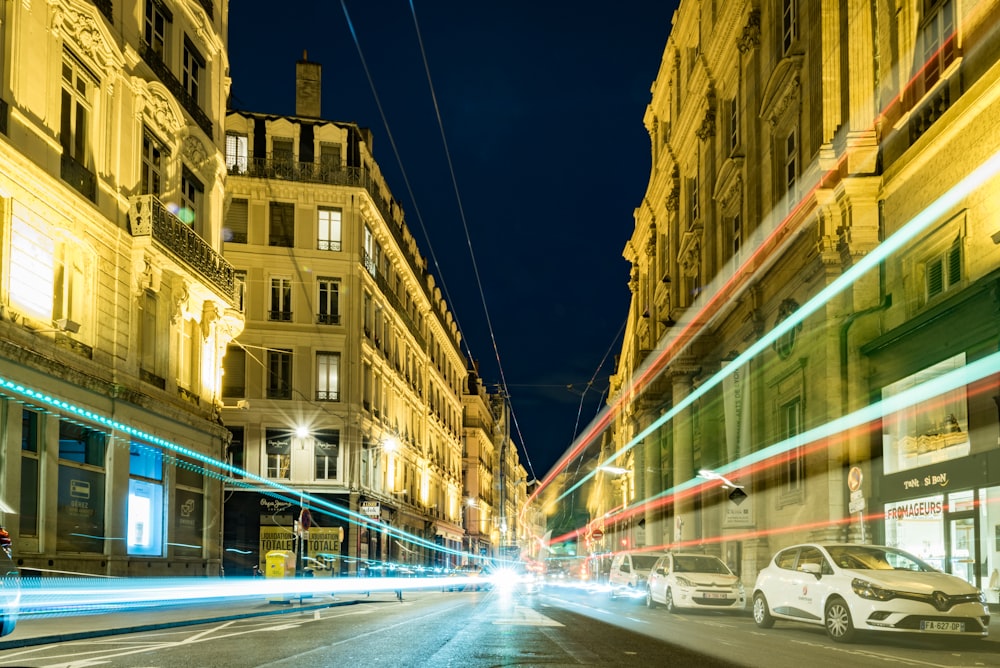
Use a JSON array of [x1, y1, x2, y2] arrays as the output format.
[[57, 418, 106, 552], [174, 456, 204, 557], [881, 353, 969, 475], [20, 408, 41, 538], [127, 442, 164, 556]]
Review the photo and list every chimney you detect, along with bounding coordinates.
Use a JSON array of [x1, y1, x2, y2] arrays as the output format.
[[296, 51, 321, 118]]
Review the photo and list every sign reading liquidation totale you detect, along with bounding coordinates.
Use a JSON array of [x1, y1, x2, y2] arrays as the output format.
[[259, 526, 344, 572]]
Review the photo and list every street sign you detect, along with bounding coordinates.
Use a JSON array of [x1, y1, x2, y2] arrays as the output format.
[[360, 501, 380, 517], [729, 487, 748, 505], [850, 489, 864, 502], [849, 497, 866, 513], [847, 466, 863, 492], [591, 528, 604, 540]]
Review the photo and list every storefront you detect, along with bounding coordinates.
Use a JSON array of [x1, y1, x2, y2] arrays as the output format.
[[863, 274, 1000, 603]]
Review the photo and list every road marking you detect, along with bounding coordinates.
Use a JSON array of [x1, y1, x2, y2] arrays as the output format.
[[492, 606, 563, 627]]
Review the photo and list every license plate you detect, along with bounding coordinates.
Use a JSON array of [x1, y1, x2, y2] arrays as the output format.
[[920, 621, 965, 632], [703, 592, 729, 599]]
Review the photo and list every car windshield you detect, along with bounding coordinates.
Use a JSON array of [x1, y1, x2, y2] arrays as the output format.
[[631, 555, 662, 571], [827, 546, 936, 572], [674, 555, 731, 574]]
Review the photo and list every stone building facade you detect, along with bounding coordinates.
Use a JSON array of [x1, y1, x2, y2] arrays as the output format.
[[600, 0, 1000, 593], [0, 0, 242, 577]]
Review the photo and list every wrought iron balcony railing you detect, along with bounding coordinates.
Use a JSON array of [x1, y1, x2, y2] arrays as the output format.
[[61, 153, 96, 202], [128, 194, 236, 303], [137, 41, 212, 137]]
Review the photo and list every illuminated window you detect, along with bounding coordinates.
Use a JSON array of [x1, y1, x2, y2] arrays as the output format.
[[127, 442, 163, 556], [363, 225, 376, 276], [317, 278, 340, 325], [318, 207, 342, 251], [53, 241, 88, 331], [269, 277, 292, 321], [314, 429, 340, 480], [317, 351, 340, 401], [265, 428, 291, 479], [266, 349, 292, 399], [225, 133, 248, 174], [8, 214, 56, 322]]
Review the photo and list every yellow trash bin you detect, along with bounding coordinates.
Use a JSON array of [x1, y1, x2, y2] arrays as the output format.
[[265, 550, 296, 603]]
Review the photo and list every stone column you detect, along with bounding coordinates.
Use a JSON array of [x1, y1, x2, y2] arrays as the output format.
[[671, 367, 696, 545]]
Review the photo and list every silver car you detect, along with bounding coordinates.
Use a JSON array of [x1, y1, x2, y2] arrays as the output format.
[[752, 543, 989, 643], [0, 526, 19, 637]]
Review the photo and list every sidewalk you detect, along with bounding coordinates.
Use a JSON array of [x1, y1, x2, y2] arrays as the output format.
[[0, 594, 376, 651]]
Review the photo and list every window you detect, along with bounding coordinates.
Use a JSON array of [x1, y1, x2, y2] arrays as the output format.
[[226, 133, 248, 174], [689, 174, 699, 225], [61, 52, 96, 199], [174, 455, 204, 557], [177, 316, 200, 393], [222, 345, 246, 398], [227, 426, 245, 477], [57, 418, 107, 552], [729, 97, 739, 153], [141, 129, 166, 196], [269, 277, 292, 321], [732, 214, 742, 264], [782, 0, 798, 55], [314, 429, 340, 480], [922, 0, 956, 91], [317, 351, 340, 401], [267, 349, 292, 399], [226, 198, 248, 243], [127, 442, 163, 556], [265, 428, 291, 479], [139, 290, 164, 386], [926, 237, 961, 299], [317, 278, 340, 325], [144, 0, 171, 59], [784, 128, 798, 208], [181, 167, 204, 234], [182, 36, 204, 107], [272, 137, 293, 165], [780, 397, 804, 493], [363, 225, 376, 276], [319, 143, 342, 170], [234, 270, 246, 312], [318, 207, 342, 251], [269, 202, 294, 247], [20, 409, 41, 537], [54, 242, 87, 329]]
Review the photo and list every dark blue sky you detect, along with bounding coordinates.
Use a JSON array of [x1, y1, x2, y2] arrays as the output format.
[[227, 1, 678, 479]]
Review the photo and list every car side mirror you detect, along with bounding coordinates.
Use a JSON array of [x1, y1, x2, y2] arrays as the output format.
[[656, 567, 665, 575], [800, 563, 822, 578]]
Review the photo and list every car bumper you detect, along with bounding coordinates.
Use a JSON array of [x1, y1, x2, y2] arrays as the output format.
[[673, 587, 745, 610], [856, 600, 989, 636]]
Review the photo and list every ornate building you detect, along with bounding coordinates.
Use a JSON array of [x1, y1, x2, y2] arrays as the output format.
[[600, 0, 1000, 594], [220, 58, 468, 576], [0, 0, 242, 577]]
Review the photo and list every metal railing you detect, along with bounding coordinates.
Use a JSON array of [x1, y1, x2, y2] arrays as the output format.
[[128, 194, 236, 302]]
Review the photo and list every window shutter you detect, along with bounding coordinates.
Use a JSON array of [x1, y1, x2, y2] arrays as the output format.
[[226, 198, 248, 243]]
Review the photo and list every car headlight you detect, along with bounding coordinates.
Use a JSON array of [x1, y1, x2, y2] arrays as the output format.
[[852, 578, 896, 601], [979, 590, 987, 604], [675, 576, 694, 588]]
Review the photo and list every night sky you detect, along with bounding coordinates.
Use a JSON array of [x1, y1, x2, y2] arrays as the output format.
[[227, 1, 679, 479]]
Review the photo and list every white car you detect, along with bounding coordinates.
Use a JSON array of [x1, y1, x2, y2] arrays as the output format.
[[752, 543, 989, 643], [646, 553, 745, 613], [608, 551, 667, 600]]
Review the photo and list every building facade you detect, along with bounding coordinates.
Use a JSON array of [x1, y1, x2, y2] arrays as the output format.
[[220, 59, 468, 576], [0, 0, 242, 577], [597, 0, 1000, 596]]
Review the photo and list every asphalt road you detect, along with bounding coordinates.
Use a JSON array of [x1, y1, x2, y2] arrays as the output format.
[[2, 584, 998, 667]]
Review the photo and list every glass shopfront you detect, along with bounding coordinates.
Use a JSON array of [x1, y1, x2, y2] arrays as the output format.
[[885, 486, 1000, 604]]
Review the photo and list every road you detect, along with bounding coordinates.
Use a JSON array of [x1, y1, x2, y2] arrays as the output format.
[[1, 582, 998, 667]]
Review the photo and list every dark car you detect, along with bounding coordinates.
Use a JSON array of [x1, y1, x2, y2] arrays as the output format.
[[0, 526, 20, 637]]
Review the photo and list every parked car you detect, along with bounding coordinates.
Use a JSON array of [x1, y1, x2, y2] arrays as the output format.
[[443, 563, 492, 592], [751, 543, 989, 643], [0, 526, 19, 637], [608, 551, 667, 600], [646, 553, 745, 613]]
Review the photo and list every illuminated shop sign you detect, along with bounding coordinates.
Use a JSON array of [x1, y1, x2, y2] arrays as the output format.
[[886, 499, 943, 520]]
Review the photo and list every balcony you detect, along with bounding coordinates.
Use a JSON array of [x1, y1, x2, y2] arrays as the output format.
[[128, 194, 236, 303], [61, 153, 96, 202]]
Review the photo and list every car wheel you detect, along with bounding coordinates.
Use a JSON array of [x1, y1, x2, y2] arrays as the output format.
[[646, 587, 657, 609], [825, 597, 856, 643], [752, 592, 775, 629], [665, 588, 676, 614]]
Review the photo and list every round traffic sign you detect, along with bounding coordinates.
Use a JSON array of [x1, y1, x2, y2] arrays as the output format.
[[847, 466, 863, 492], [591, 528, 604, 540]]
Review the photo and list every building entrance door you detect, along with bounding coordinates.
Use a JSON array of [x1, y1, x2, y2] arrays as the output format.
[[945, 490, 978, 588]]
